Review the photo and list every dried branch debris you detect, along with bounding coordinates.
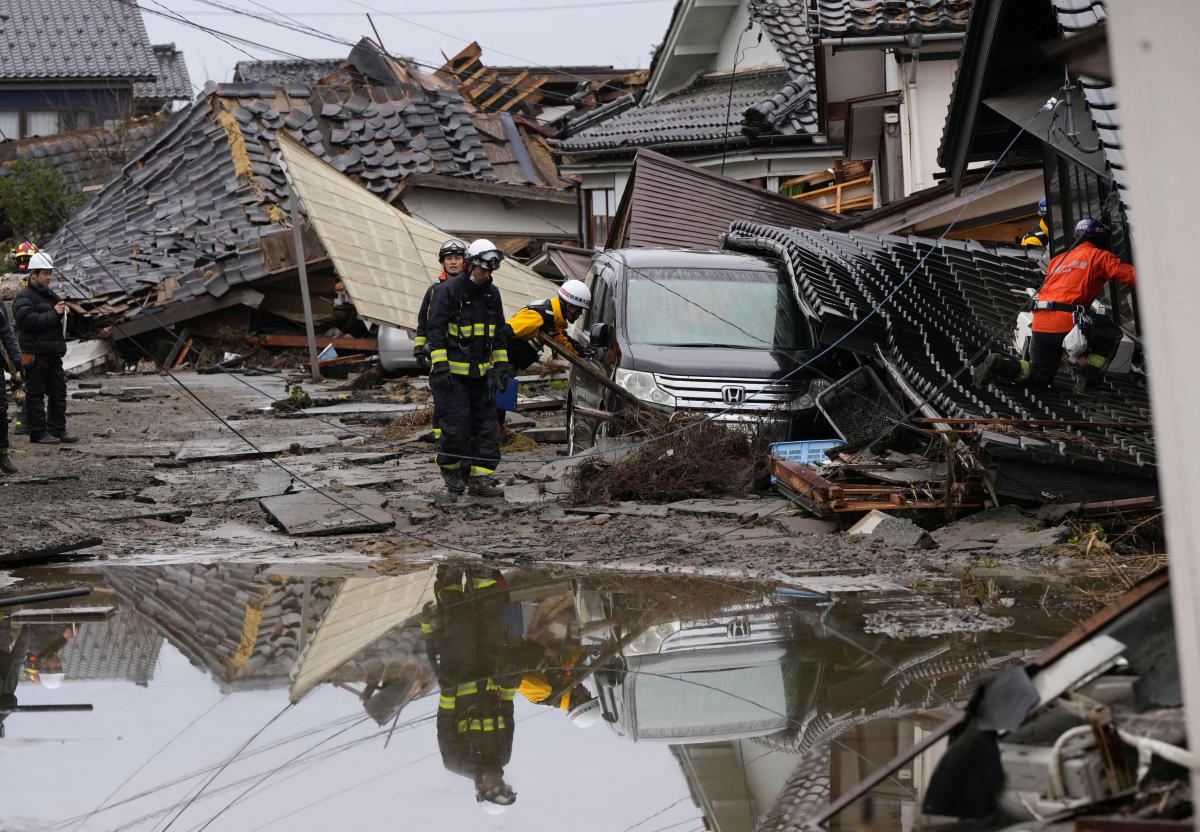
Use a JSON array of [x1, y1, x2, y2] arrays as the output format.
[[569, 411, 770, 504]]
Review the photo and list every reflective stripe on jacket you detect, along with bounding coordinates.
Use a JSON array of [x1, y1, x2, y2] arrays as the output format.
[[504, 297, 577, 371], [426, 271, 508, 377], [1034, 241, 1136, 333], [414, 270, 451, 349]]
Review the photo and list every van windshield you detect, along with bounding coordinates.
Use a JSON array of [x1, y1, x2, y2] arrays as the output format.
[[624, 267, 813, 350]]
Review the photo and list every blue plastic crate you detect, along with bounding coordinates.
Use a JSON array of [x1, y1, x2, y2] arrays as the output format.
[[769, 439, 844, 483]]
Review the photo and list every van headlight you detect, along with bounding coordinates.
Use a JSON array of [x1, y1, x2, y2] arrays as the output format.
[[615, 368, 675, 407], [786, 378, 831, 411]]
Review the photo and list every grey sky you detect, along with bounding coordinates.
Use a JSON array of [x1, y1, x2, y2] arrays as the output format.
[[3, 641, 700, 831], [140, 1, 677, 91]]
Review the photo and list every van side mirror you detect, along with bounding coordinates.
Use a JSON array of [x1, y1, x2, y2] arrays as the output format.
[[589, 322, 612, 354]]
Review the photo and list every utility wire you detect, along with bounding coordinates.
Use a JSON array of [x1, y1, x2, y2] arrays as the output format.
[[184, 0, 673, 16]]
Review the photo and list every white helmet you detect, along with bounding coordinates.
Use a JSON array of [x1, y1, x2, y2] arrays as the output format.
[[466, 239, 503, 271], [568, 697, 601, 728], [558, 279, 591, 310], [480, 802, 509, 816], [40, 672, 65, 690], [27, 251, 53, 271]]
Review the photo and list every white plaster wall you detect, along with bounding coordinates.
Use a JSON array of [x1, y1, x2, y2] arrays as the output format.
[[892, 55, 957, 194], [715, 4, 786, 71], [402, 190, 578, 239], [823, 47, 886, 104]]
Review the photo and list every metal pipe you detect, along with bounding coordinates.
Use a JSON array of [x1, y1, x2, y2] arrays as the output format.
[[824, 32, 963, 47], [0, 587, 90, 609]]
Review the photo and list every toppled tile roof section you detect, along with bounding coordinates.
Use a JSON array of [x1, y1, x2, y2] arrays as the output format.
[[0, 0, 158, 81], [806, 0, 971, 38], [233, 58, 350, 86], [557, 93, 636, 136], [724, 224, 1154, 466], [747, 0, 819, 78], [0, 116, 165, 191], [133, 44, 193, 102], [555, 68, 817, 155], [46, 54, 509, 310], [1051, 0, 1128, 216]]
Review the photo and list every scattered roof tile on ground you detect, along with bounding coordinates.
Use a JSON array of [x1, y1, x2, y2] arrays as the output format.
[[806, 0, 970, 38], [555, 68, 816, 154], [0, 0, 158, 81]]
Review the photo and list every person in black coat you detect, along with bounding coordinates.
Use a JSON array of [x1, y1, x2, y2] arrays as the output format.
[[12, 252, 76, 444], [0, 295, 21, 472]]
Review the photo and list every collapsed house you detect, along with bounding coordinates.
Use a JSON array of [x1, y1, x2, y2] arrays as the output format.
[[40, 39, 576, 358]]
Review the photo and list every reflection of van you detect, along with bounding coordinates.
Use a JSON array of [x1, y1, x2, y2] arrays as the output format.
[[577, 591, 823, 744], [567, 248, 846, 452]]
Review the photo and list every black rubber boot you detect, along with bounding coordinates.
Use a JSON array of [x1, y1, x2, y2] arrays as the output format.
[[971, 353, 1023, 388], [0, 450, 15, 475], [441, 468, 466, 495], [467, 476, 504, 498]]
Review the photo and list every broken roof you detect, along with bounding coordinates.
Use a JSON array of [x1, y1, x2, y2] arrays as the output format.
[[0, 0, 158, 82], [723, 223, 1154, 467], [555, 67, 817, 155], [808, 0, 971, 38], [233, 58, 350, 86], [278, 130, 559, 328], [608, 149, 836, 249], [46, 49, 506, 305], [133, 44, 193, 102]]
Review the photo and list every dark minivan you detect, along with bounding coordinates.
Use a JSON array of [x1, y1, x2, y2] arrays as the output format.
[[567, 248, 846, 452]]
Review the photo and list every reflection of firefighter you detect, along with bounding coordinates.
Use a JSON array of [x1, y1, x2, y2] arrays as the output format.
[[421, 566, 536, 815], [0, 621, 72, 737]]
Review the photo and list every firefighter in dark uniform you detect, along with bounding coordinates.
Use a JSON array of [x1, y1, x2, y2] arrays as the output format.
[[1020, 197, 1050, 247], [426, 239, 511, 497], [415, 239, 467, 445], [13, 251, 76, 444], [420, 565, 539, 816]]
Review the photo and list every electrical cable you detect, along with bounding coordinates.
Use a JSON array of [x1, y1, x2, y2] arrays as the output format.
[[11, 34, 1055, 501], [185, 0, 674, 16]]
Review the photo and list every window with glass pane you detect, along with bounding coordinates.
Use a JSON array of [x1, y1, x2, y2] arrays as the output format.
[[0, 111, 18, 141], [26, 111, 58, 137]]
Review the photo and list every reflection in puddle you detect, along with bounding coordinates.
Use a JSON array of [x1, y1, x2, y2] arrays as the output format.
[[0, 563, 1087, 830]]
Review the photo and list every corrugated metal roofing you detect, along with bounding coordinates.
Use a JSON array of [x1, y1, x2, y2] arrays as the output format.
[[289, 570, 437, 704], [0, 0, 158, 81], [609, 149, 836, 250], [278, 131, 559, 329]]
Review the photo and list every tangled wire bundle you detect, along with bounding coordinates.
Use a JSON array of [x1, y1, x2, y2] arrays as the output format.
[[569, 410, 771, 504]]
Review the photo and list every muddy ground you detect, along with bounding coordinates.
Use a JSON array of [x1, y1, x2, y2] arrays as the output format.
[[0, 368, 1155, 608]]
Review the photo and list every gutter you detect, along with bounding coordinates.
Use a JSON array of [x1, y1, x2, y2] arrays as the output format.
[[822, 32, 964, 48]]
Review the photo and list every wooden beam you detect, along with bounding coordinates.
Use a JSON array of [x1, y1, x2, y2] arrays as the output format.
[[112, 288, 265, 340]]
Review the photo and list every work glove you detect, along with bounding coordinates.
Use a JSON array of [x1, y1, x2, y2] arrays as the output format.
[[489, 361, 513, 397], [414, 345, 431, 375], [428, 363, 452, 396]]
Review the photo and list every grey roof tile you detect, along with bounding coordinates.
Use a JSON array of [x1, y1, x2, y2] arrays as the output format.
[[555, 68, 817, 153], [232, 58, 347, 86], [133, 44, 193, 102], [0, 0, 158, 81], [808, 0, 970, 38]]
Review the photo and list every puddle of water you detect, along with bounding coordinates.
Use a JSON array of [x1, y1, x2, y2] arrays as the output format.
[[0, 563, 1090, 831]]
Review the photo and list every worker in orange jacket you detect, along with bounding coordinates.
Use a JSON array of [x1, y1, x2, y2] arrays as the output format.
[[974, 218, 1136, 393]]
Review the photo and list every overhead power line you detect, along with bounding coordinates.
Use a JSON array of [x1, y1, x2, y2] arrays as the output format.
[[181, 0, 673, 15]]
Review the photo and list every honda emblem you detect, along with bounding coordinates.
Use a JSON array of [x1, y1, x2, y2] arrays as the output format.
[[721, 385, 747, 405]]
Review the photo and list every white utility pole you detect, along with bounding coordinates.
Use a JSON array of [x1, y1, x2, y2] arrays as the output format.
[[1106, 0, 1200, 805]]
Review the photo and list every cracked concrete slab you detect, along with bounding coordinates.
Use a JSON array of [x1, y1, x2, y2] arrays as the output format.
[[260, 487, 395, 536]]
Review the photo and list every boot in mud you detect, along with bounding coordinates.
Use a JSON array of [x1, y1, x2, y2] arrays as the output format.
[[441, 468, 466, 495], [467, 476, 503, 498], [0, 450, 15, 475]]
